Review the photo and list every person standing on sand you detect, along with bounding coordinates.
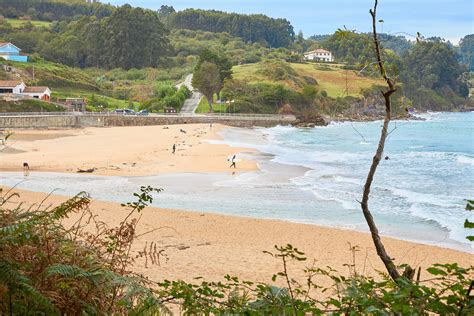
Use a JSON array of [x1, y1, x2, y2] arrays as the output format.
[[172, 144, 176, 154], [229, 155, 236, 168]]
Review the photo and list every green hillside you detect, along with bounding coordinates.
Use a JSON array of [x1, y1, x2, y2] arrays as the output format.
[[233, 61, 383, 98], [5, 18, 52, 28]]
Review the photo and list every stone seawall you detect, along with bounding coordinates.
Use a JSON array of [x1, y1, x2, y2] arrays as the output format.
[[0, 114, 296, 129]]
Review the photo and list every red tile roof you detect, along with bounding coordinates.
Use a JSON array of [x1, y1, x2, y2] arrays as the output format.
[[24, 86, 50, 93], [0, 80, 24, 87]]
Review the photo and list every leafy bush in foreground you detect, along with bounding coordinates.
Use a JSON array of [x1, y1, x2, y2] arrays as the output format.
[[0, 188, 473, 314], [0, 186, 164, 314]]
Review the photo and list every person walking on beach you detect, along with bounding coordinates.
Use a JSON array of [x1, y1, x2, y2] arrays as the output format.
[[172, 144, 176, 154], [229, 155, 236, 168]]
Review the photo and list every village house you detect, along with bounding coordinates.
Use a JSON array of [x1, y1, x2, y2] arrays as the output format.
[[0, 80, 51, 101], [23, 86, 51, 101], [0, 42, 28, 62], [303, 49, 334, 62]]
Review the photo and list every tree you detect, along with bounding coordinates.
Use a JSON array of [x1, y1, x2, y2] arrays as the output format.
[[196, 49, 232, 97], [361, 0, 402, 281], [192, 61, 221, 112], [459, 34, 474, 71]]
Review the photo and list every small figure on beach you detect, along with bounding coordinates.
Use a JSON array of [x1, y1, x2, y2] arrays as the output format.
[[23, 162, 30, 176], [172, 144, 176, 154], [180, 129, 187, 134], [229, 155, 236, 169], [210, 123, 213, 130]]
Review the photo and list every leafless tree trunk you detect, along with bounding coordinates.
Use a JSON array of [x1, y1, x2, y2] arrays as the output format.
[[360, 0, 401, 281]]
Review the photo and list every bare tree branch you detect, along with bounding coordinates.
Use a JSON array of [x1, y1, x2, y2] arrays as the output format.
[[360, 0, 401, 281]]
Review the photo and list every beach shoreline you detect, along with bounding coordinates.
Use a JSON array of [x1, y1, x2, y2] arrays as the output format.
[[0, 123, 258, 176], [1, 186, 472, 286], [1, 122, 472, 285]]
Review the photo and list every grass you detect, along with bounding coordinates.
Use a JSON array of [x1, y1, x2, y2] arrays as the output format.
[[195, 95, 229, 113], [3, 59, 140, 110], [232, 61, 383, 98], [0, 99, 65, 112], [6, 18, 52, 28]]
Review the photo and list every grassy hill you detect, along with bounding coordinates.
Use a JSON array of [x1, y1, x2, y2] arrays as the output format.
[[0, 59, 170, 111], [233, 61, 383, 98], [6, 18, 52, 28]]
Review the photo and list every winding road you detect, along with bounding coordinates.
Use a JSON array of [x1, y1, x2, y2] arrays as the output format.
[[176, 74, 202, 115]]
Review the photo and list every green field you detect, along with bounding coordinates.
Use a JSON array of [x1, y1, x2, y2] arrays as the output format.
[[233, 62, 383, 98], [6, 18, 52, 28], [195, 96, 228, 113]]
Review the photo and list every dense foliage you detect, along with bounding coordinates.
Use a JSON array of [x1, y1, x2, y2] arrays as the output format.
[[39, 5, 170, 69], [0, 186, 165, 314], [169, 9, 295, 48], [458, 34, 474, 71], [140, 81, 191, 112], [0, 0, 113, 21], [400, 38, 470, 110]]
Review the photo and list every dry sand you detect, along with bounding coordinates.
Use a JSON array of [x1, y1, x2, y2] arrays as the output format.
[[2, 187, 472, 288], [0, 124, 256, 175]]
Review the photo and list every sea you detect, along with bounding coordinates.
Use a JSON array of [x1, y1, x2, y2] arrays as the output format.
[[1, 112, 473, 252]]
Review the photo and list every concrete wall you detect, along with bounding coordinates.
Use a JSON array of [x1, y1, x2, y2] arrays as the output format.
[[0, 114, 296, 129]]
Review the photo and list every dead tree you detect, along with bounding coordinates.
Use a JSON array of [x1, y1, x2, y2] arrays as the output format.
[[360, 0, 402, 281]]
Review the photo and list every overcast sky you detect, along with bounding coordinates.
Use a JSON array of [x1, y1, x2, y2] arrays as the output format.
[[103, 0, 473, 43]]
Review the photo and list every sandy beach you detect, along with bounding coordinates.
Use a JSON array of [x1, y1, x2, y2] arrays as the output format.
[[1, 186, 472, 288], [0, 124, 257, 175], [1, 123, 472, 287]]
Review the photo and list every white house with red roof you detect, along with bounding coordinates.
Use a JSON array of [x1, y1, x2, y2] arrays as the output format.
[[304, 49, 334, 62], [0, 80, 51, 101], [0, 42, 28, 62]]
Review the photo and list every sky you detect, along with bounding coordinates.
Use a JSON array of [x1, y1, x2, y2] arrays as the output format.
[[103, 0, 473, 43]]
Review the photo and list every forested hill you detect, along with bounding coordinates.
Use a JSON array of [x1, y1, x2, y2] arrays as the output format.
[[0, 0, 113, 21], [0, 0, 472, 114], [168, 9, 295, 48]]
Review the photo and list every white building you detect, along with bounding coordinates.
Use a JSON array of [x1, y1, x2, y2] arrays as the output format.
[[23, 86, 51, 101], [304, 49, 334, 62], [0, 80, 26, 94], [0, 80, 51, 101]]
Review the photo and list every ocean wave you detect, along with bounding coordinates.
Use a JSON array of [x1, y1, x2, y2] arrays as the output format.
[[457, 155, 474, 166], [408, 203, 473, 246], [389, 187, 461, 208]]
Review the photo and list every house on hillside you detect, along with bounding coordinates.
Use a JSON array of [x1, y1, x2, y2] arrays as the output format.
[[0, 80, 26, 94], [0, 80, 51, 101], [0, 43, 28, 62], [23, 86, 51, 101], [303, 49, 334, 62]]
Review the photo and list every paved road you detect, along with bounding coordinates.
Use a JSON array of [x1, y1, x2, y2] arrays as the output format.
[[176, 74, 202, 114]]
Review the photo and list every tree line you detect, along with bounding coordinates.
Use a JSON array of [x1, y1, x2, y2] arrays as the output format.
[[153, 8, 295, 48], [0, 4, 171, 69], [0, 0, 113, 21]]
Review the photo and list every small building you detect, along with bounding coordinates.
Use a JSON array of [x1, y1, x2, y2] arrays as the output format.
[[304, 49, 334, 62], [164, 107, 177, 114], [64, 98, 86, 111], [0, 80, 26, 94], [0, 42, 28, 62], [23, 86, 51, 101]]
